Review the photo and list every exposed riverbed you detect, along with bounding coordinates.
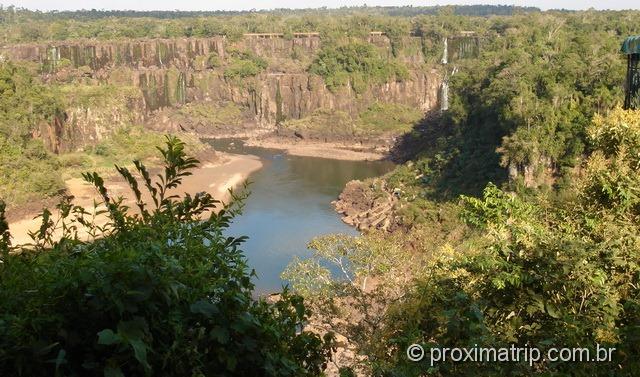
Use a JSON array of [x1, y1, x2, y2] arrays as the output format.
[[207, 138, 394, 294]]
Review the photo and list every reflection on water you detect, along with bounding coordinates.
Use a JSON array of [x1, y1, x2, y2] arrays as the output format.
[[207, 139, 394, 295]]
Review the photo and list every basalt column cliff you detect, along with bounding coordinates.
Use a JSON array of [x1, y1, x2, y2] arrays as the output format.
[[1, 34, 441, 151]]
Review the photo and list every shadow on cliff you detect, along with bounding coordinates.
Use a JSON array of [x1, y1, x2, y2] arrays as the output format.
[[389, 109, 508, 199]]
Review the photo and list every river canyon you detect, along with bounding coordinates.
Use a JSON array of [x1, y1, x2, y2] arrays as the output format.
[[1, 32, 441, 292]]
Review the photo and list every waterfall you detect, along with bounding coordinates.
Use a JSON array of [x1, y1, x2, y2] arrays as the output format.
[[440, 80, 449, 111], [175, 72, 187, 105], [440, 37, 449, 111], [46, 46, 59, 73], [441, 37, 448, 65]]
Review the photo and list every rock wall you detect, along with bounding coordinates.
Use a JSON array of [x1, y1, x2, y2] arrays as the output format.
[[1, 36, 441, 149], [2, 37, 227, 71], [179, 69, 439, 125]]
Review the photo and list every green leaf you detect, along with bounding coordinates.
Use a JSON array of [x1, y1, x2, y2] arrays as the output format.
[[129, 338, 151, 370], [97, 329, 121, 346], [104, 366, 125, 377], [117, 317, 148, 341], [210, 326, 229, 344], [190, 300, 219, 318], [226, 355, 237, 371], [45, 349, 66, 370], [545, 302, 561, 319], [35, 341, 60, 356]]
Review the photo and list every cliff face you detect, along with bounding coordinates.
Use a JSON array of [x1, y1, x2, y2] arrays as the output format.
[[3, 37, 227, 71], [1, 36, 441, 150], [169, 69, 439, 127]]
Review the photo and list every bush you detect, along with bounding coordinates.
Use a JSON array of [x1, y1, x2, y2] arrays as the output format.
[[175, 101, 245, 129], [357, 102, 424, 134], [81, 126, 205, 172], [308, 42, 409, 94], [206, 52, 222, 68], [587, 106, 640, 162], [93, 143, 112, 157], [0, 62, 65, 204], [0, 136, 63, 205], [372, 112, 640, 376], [281, 109, 355, 138], [223, 50, 268, 80], [0, 137, 333, 376], [58, 153, 92, 169]]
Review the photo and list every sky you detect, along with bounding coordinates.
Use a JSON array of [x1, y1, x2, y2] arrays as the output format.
[[2, 0, 638, 12]]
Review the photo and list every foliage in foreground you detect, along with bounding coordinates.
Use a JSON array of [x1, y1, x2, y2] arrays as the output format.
[[384, 109, 640, 376], [0, 137, 333, 376], [287, 109, 640, 376]]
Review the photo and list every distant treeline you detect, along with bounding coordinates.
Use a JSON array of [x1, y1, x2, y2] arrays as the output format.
[[0, 4, 557, 44], [0, 5, 540, 21]]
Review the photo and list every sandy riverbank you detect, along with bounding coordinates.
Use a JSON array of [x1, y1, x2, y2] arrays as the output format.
[[245, 137, 388, 161], [7, 152, 263, 245]]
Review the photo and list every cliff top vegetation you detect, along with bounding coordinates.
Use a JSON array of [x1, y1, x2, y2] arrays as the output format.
[[0, 5, 610, 44]]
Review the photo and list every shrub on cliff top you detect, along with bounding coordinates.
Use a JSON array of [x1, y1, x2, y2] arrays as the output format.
[[223, 50, 268, 80], [309, 41, 409, 94], [0, 136, 333, 376]]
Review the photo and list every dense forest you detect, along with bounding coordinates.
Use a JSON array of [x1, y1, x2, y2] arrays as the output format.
[[0, 5, 538, 43], [282, 7, 640, 377], [0, 4, 639, 376]]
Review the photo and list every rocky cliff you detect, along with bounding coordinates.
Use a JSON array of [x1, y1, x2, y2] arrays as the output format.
[[1, 35, 441, 151]]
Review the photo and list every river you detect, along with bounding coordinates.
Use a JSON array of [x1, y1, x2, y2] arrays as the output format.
[[207, 138, 394, 295]]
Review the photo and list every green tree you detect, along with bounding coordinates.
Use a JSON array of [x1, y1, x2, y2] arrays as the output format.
[[0, 137, 333, 376], [308, 41, 408, 94], [0, 62, 65, 204], [374, 109, 640, 376]]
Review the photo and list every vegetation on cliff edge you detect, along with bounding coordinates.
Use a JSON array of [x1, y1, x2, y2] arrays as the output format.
[[309, 41, 409, 94]]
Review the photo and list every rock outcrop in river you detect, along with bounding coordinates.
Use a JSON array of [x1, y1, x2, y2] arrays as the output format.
[[333, 180, 400, 232]]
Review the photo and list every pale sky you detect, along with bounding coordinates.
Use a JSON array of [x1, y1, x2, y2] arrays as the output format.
[[2, 1, 638, 12]]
